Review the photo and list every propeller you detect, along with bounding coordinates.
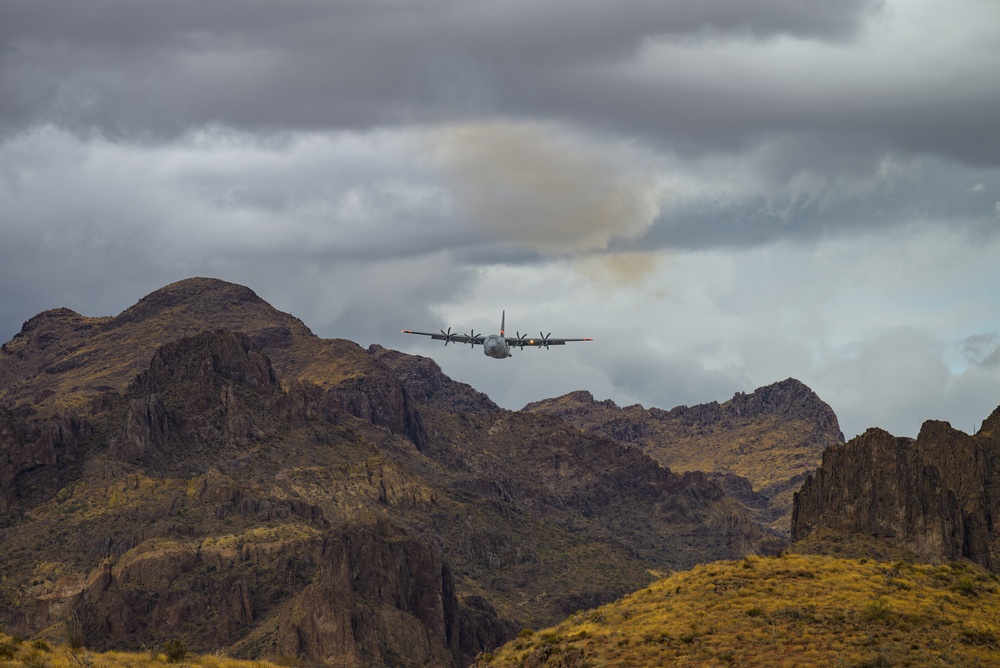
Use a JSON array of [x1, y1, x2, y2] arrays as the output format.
[[539, 332, 553, 349], [515, 332, 529, 349], [440, 327, 457, 345], [465, 329, 478, 347]]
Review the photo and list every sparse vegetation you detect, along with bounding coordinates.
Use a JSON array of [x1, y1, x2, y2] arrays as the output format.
[[0, 631, 287, 668], [478, 553, 1000, 667]]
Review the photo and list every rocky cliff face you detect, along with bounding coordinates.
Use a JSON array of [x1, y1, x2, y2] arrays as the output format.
[[523, 378, 845, 534], [524, 379, 843, 488], [0, 407, 91, 515], [109, 330, 285, 467], [792, 407, 1000, 569], [273, 519, 512, 666]]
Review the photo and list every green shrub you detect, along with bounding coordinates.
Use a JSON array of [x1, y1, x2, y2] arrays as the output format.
[[23, 650, 49, 668], [164, 637, 188, 663], [953, 576, 977, 596], [960, 627, 998, 646], [862, 597, 892, 623]]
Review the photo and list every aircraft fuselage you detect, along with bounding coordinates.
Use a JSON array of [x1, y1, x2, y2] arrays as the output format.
[[483, 334, 510, 359]]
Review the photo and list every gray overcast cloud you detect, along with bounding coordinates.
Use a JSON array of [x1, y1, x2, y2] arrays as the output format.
[[2, 0, 1000, 441]]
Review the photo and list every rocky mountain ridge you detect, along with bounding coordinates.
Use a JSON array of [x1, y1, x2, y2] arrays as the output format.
[[0, 277, 840, 666], [792, 407, 1000, 569], [524, 378, 844, 532]]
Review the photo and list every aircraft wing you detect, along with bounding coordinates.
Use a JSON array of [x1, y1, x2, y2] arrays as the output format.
[[402, 329, 483, 345], [505, 335, 593, 347]]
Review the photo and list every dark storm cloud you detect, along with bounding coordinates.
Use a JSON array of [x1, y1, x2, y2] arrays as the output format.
[[2, 0, 880, 138], [4, 0, 1000, 444]]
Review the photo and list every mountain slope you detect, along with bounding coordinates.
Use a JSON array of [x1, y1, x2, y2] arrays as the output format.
[[0, 278, 791, 665], [523, 380, 844, 533], [478, 553, 1000, 667], [0, 278, 381, 414]]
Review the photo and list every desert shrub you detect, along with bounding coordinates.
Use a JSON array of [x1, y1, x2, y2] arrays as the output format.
[[953, 576, 977, 596], [518, 627, 535, 638], [862, 597, 892, 623], [960, 627, 998, 646], [64, 612, 86, 650], [746, 607, 764, 617], [22, 650, 49, 668], [539, 631, 562, 646], [164, 637, 188, 663], [0, 641, 16, 660], [32, 639, 51, 652]]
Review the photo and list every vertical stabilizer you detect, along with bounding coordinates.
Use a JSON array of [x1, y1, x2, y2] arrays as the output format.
[[500, 310, 505, 336]]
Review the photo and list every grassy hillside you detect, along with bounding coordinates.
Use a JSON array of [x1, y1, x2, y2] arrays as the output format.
[[0, 631, 285, 668], [478, 553, 1000, 667]]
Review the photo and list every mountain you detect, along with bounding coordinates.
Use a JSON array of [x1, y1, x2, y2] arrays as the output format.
[[476, 552, 1000, 667], [792, 407, 1000, 570], [0, 278, 795, 666], [524, 380, 844, 532]]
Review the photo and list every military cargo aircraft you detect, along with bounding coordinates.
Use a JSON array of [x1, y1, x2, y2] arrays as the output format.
[[403, 311, 592, 359]]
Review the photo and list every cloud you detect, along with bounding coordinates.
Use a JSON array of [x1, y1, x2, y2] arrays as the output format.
[[429, 121, 665, 255], [3, 0, 1000, 447], [574, 252, 666, 289], [2, 1, 883, 139], [960, 333, 1000, 369]]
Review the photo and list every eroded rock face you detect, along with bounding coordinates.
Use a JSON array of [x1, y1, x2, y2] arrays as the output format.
[[792, 407, 1000, 569], [522, 378, 845, 536], [323, 372, 429, 450], [370, 345, 501, 418], [274, 520, 471, 666], [47, 534, 317, 654], [0, 408, 91, 514], [108, 330, 285, 467]]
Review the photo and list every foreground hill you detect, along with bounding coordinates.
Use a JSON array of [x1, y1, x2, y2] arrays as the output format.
[[524, 380, 844, 532], [0, 631, 283, 668], [0, 278, 800, 666], [478, 553, 1000, 667]]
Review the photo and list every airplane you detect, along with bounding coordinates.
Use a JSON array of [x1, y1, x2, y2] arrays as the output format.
[[403, 311, 592, 359]]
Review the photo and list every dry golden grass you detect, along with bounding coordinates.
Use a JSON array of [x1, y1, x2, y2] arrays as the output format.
[[478, 553, 1000, 667], [0, 632, 287, 668]]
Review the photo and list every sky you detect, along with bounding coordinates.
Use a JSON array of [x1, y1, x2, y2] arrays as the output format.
[[2, 0, 1000, 440]]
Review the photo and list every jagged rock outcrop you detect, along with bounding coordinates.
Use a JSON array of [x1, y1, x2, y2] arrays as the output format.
[[792, 407, 1000, 569], [370, 345, 501, 417], [0, 407, 91, 514], [109, 330, 285, 467], [323, 371, 429, 450], [274, 519, 510, 667]]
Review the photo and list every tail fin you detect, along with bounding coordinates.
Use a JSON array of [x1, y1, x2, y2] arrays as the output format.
[[500, 310, 505, 337]]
